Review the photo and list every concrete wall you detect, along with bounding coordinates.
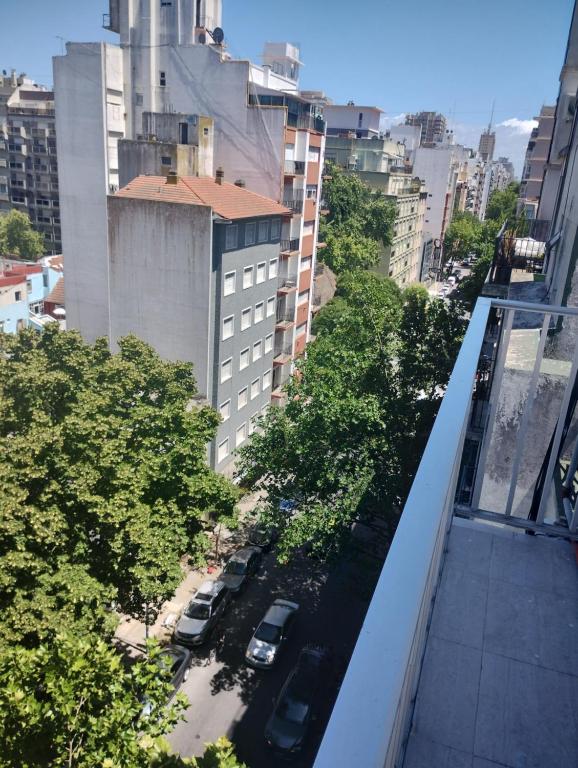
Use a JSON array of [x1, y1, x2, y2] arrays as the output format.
[[413, 147, 455, 243], [54, 43, 126, 342], [0, 279, 27, 333], [118, 140, 199, 187], [107, 196, 213, 395]]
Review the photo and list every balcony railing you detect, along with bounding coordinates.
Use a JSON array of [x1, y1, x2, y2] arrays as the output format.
[[315, 295, 578, 768], [280, 238, 300, 254], [284, 159, 306, 176], [282, 196, 304, 214], [286, 113, 326, 133], [487, 218, 551, 289], [277, 276, 298, 293], [275, 308, 295, 325]]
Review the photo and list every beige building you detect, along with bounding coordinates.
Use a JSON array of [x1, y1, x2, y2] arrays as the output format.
[[518, 105, 555, 218]]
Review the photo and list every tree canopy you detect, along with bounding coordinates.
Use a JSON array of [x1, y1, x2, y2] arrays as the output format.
[[485, 181, 520, 223], [0, 634, 245, 768], [319, 163, 396, 274], [238, 271, 466, 561], [0, 209, 45, 259], [0, 326, 238, 650]]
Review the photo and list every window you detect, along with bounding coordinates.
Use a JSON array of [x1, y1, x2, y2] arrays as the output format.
[[251, 378, 260, 400], [303, 220, 315, 236], [238, 387, 248, 410], [308, 146, 320, 163], [249, 413, 259, 435], [220, 358, 232, 383], [296, 322, 307, 336], [253, 340, 262, 361], [159, 71, 167, 87], [161, 156, 172, 166], [225, 224, 238, 250], [265, 333, 273, 354], [218, 438, 229, 463], [245, 222, 256, 246], [136, 93, 144, 106], [256, 262, 266, 284], [258, 220, 269, 243], [262, 369, 272, 390], [300, 256, 312, 271], [261, 405, 269, 417], [254, 302, 264, 323], [306, 185, 317, 199], [224, 270, 236, 296], [15, 291, 22, 301], [241, 307, 251, 331], [240, 347, 250, 370], [243, 265, 253, 289], [236, 422, 247, 448], [270, 219, 281, 239], [219, 400, 231, 422], [298, 289, 310, 305], [266, 296, 276, 317], [269, 258, 278, 279], [222, 315, 234, 340]]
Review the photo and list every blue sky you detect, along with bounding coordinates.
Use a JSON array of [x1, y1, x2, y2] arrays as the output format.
[[1, 0, 575, 173]]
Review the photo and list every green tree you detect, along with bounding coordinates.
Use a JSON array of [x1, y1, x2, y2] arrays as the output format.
[[443, 211, 481, 265], [0, 209, 45, 259], [238, 272, 465, 561], [0, 327, 238, 649], [485, 182, 520, 223], [0, 635, 247, 768], [319, 164, 396, 275]]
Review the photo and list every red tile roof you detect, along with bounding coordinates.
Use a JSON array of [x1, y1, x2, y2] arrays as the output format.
[[4, 263, 43, 276], [0, 275, 26, 289], [116, 176, 291, 221], [45, 276, 64, 306], [46, 254, 64, 272]]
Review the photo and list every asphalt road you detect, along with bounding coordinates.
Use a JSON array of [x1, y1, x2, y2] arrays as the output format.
[[168, 547, 380, 767]]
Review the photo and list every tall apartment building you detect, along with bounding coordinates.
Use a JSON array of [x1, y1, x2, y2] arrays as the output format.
[[54, 0, 325, 409], [108, 173, 289, 472], [0, 71, 60, 253], [324, 104, 382, 139], [413, 144, 464, 244], [405, 111, 447, 147], [478, 126, 496, 163], [518, 105, 555, 219], [324, 127, 426, 285]]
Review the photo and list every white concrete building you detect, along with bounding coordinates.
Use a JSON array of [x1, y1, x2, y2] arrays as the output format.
[[324, 104, 382, 139], [54, 0, 325, 407], [413, 145, 462, 245]]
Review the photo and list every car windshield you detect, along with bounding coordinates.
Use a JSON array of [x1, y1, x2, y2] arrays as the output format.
[[225, 559, 246, 576], [195, 591, 213, 602], [254, 621, 281, 644], [184, 601, 210, 620], [277, 695, 309, 725]]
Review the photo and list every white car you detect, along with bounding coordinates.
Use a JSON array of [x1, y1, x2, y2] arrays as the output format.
[[245, 599, 299, 669]]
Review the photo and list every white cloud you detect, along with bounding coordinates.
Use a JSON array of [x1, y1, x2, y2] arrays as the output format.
[[497, 118, 539, 134], [380, 112, 406, 129]]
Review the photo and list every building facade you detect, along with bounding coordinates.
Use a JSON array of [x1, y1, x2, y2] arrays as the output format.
[[0, 71, 60, 253], [518, 105, 555, 219], [108, 173, 289, 472], [478, 127, 496, 163], [0, 255, 63, 333], [405, 112, 447, 147], [324, 104, 382, 139], [54, 0, 325, 408]]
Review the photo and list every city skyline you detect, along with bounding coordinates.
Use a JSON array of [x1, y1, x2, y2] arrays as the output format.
[[1, 0, 574, 175]]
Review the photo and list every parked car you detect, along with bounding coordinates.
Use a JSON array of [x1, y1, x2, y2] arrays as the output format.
[[264, 645, 331, 755], [246, 523, 278, 553], [173, 580, 230, 646], [220, 546, 262, 595], [246, 599, 299, 669], [140, 644, 192, 717]]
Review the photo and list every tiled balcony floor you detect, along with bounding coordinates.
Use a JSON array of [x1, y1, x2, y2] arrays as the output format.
[[403, 519, 578, 768]]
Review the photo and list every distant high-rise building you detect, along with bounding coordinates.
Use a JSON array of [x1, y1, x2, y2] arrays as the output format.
[[478, 127, 496, 163], [405, 112, 447, 147], [0, 70, 61, 254]]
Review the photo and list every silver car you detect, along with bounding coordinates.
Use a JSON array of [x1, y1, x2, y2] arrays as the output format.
[[246, 599, 299, 669], [173, 580, 230, 647]]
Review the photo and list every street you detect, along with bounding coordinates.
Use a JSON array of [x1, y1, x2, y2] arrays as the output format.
[[168, 546, 381, 767]]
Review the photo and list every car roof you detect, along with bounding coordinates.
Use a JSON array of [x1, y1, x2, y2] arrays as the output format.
[[228, 546, 259, 563], [195, 579, 226, 598], [262, 600, 298, 628]]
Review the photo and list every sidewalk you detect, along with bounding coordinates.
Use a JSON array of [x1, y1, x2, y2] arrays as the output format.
[[114, 490, 263, 651]]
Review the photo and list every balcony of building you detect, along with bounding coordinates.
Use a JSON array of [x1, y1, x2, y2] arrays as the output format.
[[314, 296, 578, 768], [275, 295, 296, 332], [272, 341, 293, 367], [284, 159, 306, 177], [280, 237, 300, 257], [483, 218, 552, 301], [277, 257, 299, 297], [282, 193, 304, 215]]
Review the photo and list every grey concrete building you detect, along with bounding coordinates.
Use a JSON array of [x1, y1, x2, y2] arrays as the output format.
[[108, 172, 290, 474], [405, 111, 447, 147], [0, 70, 60, 253]]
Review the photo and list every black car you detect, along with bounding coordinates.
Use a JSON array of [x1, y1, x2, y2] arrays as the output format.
[[265, 646, 331, 755], [246, 523, 278, 553], [141, 644, 192, 718], [220, 546, 262, 594]]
